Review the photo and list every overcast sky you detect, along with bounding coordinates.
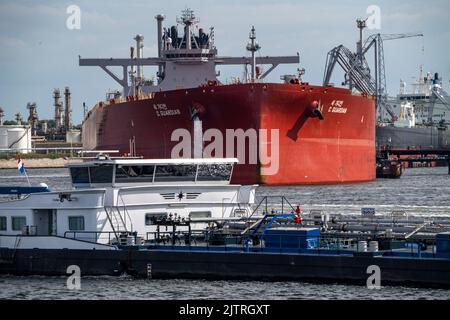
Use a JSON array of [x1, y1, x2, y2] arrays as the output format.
[[0, 0, 449, 124]]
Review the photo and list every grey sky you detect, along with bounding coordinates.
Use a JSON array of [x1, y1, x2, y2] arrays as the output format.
[[0, 0, 449, 124]]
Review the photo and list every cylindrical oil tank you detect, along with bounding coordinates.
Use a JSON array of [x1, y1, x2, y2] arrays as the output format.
[[0, 126, 8, 149], [7, 126, 31, 153], [66, 129, 82, 143]]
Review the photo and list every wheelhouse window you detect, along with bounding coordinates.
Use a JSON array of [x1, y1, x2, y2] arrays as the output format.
[[70, 161, 234, 185], [68, 216, 85, 231], [70, 167, 89, 184], [154, 165, 196, 182], [11, 216, 26, 231], [89, 165, 113, 184], [0, 216, 6, 231], [145, 212, 168, 225], [70, 165, 113, 185], [197, 164, 232, 181], [115, 165, 155, 183]]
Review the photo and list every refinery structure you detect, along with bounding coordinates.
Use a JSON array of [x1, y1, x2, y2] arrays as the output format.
[[0, 86, 81, 154]]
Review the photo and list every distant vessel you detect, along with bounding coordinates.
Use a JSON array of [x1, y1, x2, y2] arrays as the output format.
[[376, 158, 402, 178], [393, 68, 450, 126], [377, 67, 450, 148], [80, 9, 376, 185]]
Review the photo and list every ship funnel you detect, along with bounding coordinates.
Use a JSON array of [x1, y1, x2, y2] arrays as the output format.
[[134, 34, 144, 81], [129, 46, 136, 90], [155, 14, 165, 81]]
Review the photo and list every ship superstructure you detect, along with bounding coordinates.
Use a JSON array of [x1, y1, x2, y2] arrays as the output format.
[[376, 67, 450, 149], [385, 68, 450, 126], [80, 9, 298, 95]]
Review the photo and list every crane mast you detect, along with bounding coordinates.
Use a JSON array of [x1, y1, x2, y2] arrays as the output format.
[[363, 33, 424, 122], [323, 19, 423, 124]]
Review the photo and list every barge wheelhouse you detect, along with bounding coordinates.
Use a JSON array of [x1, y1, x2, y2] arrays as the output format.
[[0, 157, 256, 248]]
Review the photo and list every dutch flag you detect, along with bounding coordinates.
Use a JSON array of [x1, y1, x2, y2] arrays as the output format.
[[17, 158, 26, 175]]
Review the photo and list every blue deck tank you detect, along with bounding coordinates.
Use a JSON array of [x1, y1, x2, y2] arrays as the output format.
[[264, 227, 320, 249]]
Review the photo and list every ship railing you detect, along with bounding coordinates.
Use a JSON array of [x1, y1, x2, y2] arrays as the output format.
[[92, 92, 156, 112], [299, 205, 450, 219], [64, 230, 137, 246], [60, 229, 448, 258], [0, 147, 84, 156], [118, 194, 134, 232], [145, 230, 206, 246], [249, 196, 297, 219], [144, 229, 444, 258]]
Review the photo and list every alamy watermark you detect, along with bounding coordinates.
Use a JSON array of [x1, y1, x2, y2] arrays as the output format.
[[66, 5, 81, 30], [171, 128, 280, 176], [66, 265, 81, 290], [366, 265, 381, 289], [366, 5, 381, 30]]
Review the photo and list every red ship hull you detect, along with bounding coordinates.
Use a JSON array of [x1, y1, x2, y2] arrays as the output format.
[[82, 83, 376, 185]]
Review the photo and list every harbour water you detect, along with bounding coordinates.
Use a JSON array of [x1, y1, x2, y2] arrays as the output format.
[[0, 167, 449, 300]]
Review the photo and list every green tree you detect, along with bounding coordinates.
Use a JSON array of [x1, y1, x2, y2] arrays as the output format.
[[46, 119, 56, 128], [3, 120, 18, 125]]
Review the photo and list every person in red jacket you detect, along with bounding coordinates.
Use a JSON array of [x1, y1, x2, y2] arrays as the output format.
[[294, 205, 302, 224]]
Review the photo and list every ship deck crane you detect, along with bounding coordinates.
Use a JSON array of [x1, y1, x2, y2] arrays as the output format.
[[323, 19, 423, 123], [362, 33, 423, 122]]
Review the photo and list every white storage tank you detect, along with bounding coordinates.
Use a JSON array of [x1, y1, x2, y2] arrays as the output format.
[[0, 125, 32, 153], [0, 126, 8, 149], [66, 129, 82, 144]]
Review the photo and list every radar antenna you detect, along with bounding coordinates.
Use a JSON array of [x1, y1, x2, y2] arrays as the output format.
[[176, 8, 199, 50], [246, 26, 261, 82]]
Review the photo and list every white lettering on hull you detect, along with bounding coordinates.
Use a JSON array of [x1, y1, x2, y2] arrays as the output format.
[[153, 103, 181, 117], [328, 100, 348, 114]]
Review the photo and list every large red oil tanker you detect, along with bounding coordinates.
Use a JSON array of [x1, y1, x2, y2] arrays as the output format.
[[80, 9, 375, 185]]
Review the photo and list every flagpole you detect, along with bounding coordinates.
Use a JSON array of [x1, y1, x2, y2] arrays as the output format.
[[24, 169, 31, 187], [18, 158, 31, 187]]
